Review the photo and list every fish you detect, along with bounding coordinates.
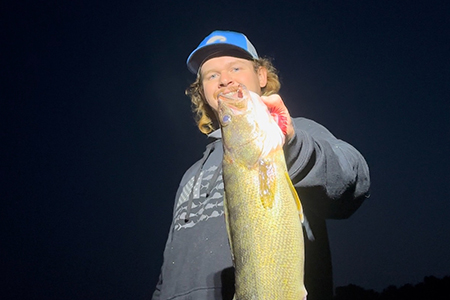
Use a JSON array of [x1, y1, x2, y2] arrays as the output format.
[[217, 84, 307, 300]]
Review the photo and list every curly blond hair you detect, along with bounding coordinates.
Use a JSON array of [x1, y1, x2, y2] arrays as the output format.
[[185, 57, 280, 135]]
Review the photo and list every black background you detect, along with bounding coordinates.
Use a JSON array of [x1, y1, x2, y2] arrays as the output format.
[[2, 1, 449, 299]]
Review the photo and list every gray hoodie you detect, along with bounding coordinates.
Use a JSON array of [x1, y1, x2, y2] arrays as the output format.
[[152, 117, 370, 300]]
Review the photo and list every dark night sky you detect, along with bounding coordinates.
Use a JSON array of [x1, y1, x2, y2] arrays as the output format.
[[2, 1, 449, 299]]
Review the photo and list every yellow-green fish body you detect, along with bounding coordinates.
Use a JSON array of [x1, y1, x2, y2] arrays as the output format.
[[218, 85, 307, 300]]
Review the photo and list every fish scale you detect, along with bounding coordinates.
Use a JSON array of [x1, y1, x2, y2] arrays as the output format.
[[219, 85, 307, 300]]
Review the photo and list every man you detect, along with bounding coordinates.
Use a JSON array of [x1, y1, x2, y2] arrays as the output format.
[[152, 30, 370, 300]]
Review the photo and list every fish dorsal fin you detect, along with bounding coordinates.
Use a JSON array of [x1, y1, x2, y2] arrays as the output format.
[[284, 171, 304, 222], [284, 171, 315, 240]]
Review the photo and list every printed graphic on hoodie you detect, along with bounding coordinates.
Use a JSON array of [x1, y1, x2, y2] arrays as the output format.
[[173, 165, 224, 231]]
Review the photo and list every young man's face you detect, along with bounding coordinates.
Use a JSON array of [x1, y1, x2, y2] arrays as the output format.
[[200, 56, 267, 112]]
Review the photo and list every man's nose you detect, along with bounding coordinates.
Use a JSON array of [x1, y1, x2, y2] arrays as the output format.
[[219, 72, 233, 87]]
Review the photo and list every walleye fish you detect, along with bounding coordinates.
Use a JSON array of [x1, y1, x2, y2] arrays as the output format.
[[217, 84, 307, 300]]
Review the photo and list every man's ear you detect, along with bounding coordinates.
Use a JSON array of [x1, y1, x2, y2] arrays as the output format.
[[258, 67, 268, 88]]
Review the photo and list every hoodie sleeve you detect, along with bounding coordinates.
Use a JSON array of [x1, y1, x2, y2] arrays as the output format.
[[151, 274, 162, 300], [283, 117, 370, 219]]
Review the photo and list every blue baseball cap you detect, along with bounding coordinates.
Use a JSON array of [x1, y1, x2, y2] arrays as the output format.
[[186, 30, 259, 74]]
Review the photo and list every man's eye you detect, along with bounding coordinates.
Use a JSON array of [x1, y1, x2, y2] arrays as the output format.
[[232, 67, 240, 72], [208, 73, 218, 80]]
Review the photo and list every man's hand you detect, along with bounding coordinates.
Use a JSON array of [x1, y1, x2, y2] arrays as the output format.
[[261, 94, 295, 142]]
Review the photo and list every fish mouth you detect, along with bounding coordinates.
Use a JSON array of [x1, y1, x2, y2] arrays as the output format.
[[217, 85, 245, 100], [216, 84, 247, 111]]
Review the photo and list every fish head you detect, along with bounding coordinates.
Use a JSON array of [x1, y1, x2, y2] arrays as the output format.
[[216, 84, 256, 145], [217, 84, 284, 166]]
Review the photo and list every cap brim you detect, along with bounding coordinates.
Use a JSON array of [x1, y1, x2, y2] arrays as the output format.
[[187, 44, 255, 74]]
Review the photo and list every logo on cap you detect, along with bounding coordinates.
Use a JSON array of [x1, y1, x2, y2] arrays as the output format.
[[206, 35, 226, 44]]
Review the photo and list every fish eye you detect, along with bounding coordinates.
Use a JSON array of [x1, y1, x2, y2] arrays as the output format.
[[222, 114, 231, 126]]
